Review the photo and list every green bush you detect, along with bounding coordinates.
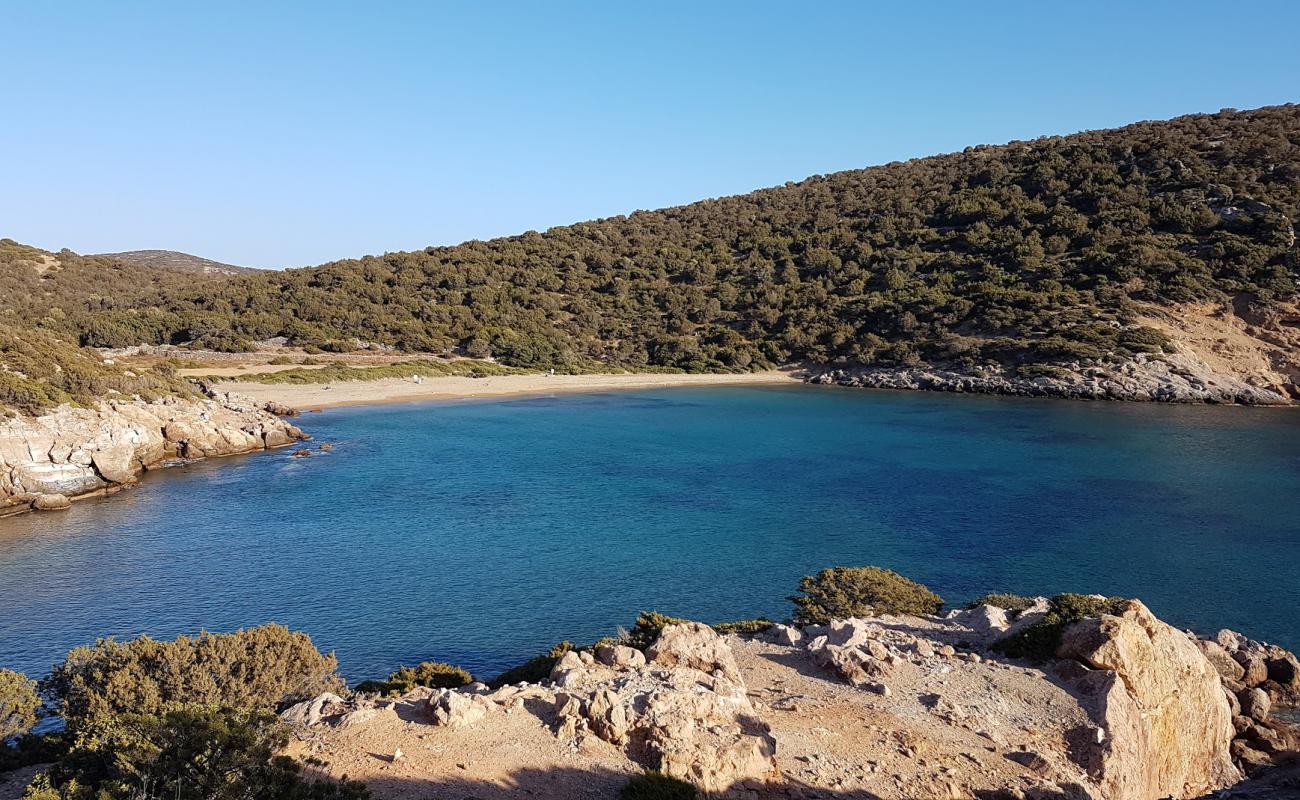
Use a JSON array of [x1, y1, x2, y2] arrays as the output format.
[[625, 612, 691, 651], [964, 593, 1037, 612], [993, 593, 1131, 662], [1, 669, 41, 743], [42, 624, 343, 731], [354, 661, 473, 696], [22, 707, 369, 800], [621, 772, 698, 800], [712, 619, 775, 636], [489, 642, 573, 688], [790, 567, 944, 624]]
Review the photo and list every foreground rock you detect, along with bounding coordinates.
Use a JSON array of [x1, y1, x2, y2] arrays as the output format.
[[1055, 600, 1240, 799], [282, 601, 1300, 798], [1, 386, 305, 516]]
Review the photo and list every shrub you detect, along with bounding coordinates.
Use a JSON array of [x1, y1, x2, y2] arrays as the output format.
[[712, 619, 775, 636], [625, 612, 690, 651], [621, 772, 698, 800], [354, 661, 473, 696], [790, 567, 944, 624], [24, 706, 369, 800], [993, 593, 1131, 662], [489, 642, 573, 688], [43, 624, 343, 731], [964, 593, 1037, 612], [1, 669, 41, 743]]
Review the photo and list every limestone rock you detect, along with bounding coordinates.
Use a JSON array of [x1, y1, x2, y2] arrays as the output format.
[[32, 493, 71, 511], [646, 622, 743, 684], [1240, 687, 1271, 722], [1056, 600, 1240, 799], [425, 688, 491, 728], [761, 623, 803, 647], [595, 643, 646, 669], [946, 604, 1011, 641], [550, 626, 777, 793], [91, 445, 140, 484], [281, 692, 347, 727], [1197, 639, 1246, 682]]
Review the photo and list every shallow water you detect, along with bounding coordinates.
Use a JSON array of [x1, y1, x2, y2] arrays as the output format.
[[2, 385, 1298, 682]]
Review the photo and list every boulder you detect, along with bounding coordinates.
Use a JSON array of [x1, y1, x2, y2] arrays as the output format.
[[425, 688, 491, 728], [91, 445, 140, 484], [1240, 687, 1271, 722], [11, 461, 103, 496], [1265, 652, 1299, 692], [1196, 639, 1246, 682], [595, 644, 646, 669], [646, 622, 743, 684], [1235, 652, 1270, 687], [281, 692, 347, 727], [1056, 600, 1240, 799], [761, 624, 803, 647], [947, 604, 1011, 640], [32, 493, 71, 511], [551, 627, 777, 793]]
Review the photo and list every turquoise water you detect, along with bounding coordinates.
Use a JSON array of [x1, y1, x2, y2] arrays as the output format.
[[2, 385, 1298, 683]]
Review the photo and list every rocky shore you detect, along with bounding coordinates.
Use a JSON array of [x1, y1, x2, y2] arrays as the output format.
[[0, 384, 306, 516], [807, 350, 1294, 405], [280, 601, 1299, 799]]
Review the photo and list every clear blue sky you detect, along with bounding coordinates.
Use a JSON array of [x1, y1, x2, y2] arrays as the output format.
[[4, 1, 1298, 268]]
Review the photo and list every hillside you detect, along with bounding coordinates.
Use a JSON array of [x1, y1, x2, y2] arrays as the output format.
[[61, 105, 1298, 389], [94, 249, 262, 275], [0, 239, 244, 330]]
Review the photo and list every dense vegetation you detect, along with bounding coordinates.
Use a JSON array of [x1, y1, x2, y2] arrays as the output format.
[[790, 566, 945, 624], [30, 104, 1300, 374], [353, 661, 473, 696], [0, 669, 40, 743], [13, 625, 367, 799], [0, 323, 192, 416]]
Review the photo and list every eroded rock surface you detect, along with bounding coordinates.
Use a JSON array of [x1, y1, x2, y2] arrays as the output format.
[[1, 388, 304, 515]]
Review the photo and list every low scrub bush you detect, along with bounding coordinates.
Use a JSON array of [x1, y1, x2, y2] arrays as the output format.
[[790, 567, 944, 624], [489, 642, 573, 688], [964, 593, 1037, 612], [354, 661, 473, 695], [712, 619, 775, 635], [621, 772, 698, 800], [22, 706, 369, 799], [1, 669, 41, 743], [624, 612, 690, 651], [42, 624, 343, 731], [993, 593, 1131, 662]]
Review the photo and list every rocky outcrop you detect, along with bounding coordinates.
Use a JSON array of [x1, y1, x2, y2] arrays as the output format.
[[1055, 600, 1241, 799], [808, 349, 1291, 405], [1, 388, 305, 516], [1197, 628, 1300, 775], [549, 624, 778, 793]]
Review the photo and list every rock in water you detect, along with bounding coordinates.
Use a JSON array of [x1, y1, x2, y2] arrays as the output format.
[[1056, 599, 1240, 799]]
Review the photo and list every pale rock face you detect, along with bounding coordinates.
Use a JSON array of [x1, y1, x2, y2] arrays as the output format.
[[645, 621, 744, 684], [945, 604, 1011, 641], [282, 692, 348, 727], [1, 393, 305, 513], [761, 623, 803, 647], [424, 688, 492, 728], [552, 623, 778, 793], [1197, 639, 1247, 683], [1056, 600, 1240, 799]]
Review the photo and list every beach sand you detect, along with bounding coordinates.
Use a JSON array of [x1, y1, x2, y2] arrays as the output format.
[[213, 370, 801, 410]]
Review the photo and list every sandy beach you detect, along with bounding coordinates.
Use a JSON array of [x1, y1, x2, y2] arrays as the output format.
[[213, 370, 801, 410]]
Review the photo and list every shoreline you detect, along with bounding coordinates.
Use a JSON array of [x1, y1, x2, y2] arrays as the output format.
[[212, 370, 802, 410]]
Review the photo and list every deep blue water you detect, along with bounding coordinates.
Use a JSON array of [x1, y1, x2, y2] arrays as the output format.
[[2, 385, 1298, 683]]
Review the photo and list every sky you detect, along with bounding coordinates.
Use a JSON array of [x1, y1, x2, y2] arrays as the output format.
[[3, 1, 1299, 269]]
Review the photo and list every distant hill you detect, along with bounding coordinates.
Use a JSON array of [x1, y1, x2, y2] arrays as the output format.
[[94, 249, 263, 276], [67, 104, 1298, 375], [0, 239, 241, 330]]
